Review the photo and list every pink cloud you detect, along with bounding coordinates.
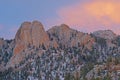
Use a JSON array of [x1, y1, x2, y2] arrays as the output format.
[[58, 0, 120, 35]]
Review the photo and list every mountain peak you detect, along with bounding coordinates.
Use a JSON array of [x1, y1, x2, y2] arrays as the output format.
[[47, 24, 94, 49], [93, 30, 117, 40], [60, 24, 70, 29], [14, 21, 49, 54], [32, 20, 44, 30]]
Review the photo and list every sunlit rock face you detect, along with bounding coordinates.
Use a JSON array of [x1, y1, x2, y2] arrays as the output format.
[[8, 22, 95, 67], [47, 24, 95, 50], [14, 21, 96, 55], [14, 21, 50, 55], [31, 21, 50, 48], [14, 22, 95, 55], [7, 21, 50, 67]]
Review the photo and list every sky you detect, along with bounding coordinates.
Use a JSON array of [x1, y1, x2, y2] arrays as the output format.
[[0, 0, 120, 39]]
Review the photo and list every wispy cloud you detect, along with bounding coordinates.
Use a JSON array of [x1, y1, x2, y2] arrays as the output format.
[[58, 0, 120, 34]]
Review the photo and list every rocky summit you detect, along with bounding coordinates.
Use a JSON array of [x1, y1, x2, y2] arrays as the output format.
[[93, 30, 117, 40], [0, 20, 120, 80], [47, 24, 95, 49], [14, 21, 50, 55]]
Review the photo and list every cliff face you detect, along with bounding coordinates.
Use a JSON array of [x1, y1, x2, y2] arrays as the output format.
[[5, 21, 95, 67], [14, 21, 95, 55], [14, 21, 49, 55], [47, 24, 95, 50]]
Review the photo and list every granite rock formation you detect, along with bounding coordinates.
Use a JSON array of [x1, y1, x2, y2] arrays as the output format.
[[14, 21, 50, 55], [0, 20, 120, 80]]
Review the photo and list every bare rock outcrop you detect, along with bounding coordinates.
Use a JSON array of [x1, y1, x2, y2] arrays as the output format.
[[7, 21, 50, 67], [93, 30, 118, 48], [93, 30, 117, 40], [47, 24, 95, 50], [8, 21, 96, 68], [14, 21, 49, 54]]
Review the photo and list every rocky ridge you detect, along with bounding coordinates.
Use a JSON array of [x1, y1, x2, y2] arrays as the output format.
[[0, 20, 120, 80], [14, 21, 50, 55], [93, 30, 117, 40], [6, 21, 95, 67]]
